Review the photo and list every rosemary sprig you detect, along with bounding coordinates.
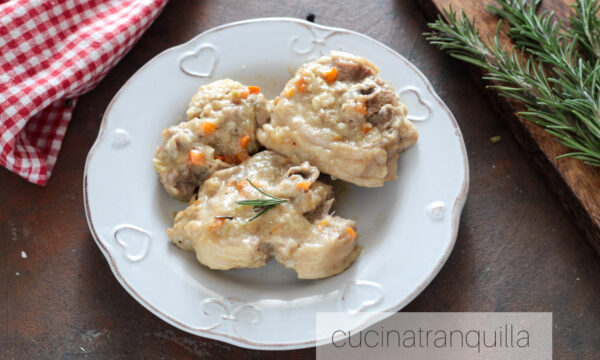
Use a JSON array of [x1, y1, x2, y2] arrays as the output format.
[[425, 1, 600, 166], [570, 0, 600, 60], [236, 179, 287, 222]]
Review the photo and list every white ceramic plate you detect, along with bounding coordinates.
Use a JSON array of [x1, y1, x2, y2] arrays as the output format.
[[84, 18, 468, 350]]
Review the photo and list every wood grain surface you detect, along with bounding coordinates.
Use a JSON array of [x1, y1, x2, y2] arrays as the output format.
[[1, 0, 600, 359], [418, 0, 600, 255]]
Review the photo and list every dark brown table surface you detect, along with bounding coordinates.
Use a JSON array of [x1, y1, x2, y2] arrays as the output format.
[[1, 1, 599, 359]]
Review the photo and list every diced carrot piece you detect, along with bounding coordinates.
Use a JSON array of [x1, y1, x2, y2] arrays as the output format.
[[286, 88, 295, 98], [236, 180, 249, 191], [235, 151, 249, 163], [188, 149, 206, 165], [200, 121, 217, 135], [346, 227, 356, 239], [356, 102, 367, 116], [240, 90, 250, 99], [296, 78, 307, 92], [274, 96, 279, 105], [210, 218, 225, 231], [296, 181, 311, 192], [270, 225, 281, 234], [361, 122, 372, 134], [317, 219, 328, 232], [323, 67, 337, 82], [248, 86, 261, 94], [215, 154, 235, 164], [239, 135, 251, 149]]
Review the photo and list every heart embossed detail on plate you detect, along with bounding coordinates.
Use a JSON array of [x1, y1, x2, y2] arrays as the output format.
[[179, 44, 218, 78], [113, 225, 151, 262], [339, 280, 385, 314], [398, 86, 433, 122], [196, 298, 262, 336]]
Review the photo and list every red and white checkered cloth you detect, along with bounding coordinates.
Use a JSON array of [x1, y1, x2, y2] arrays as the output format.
[[0, 0, 168, 185]]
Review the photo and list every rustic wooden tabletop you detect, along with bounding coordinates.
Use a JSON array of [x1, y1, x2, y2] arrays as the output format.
[[1, 0, 599, 359]]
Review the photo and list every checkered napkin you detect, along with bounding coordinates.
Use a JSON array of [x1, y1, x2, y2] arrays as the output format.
[[0, 0, 168, 185]]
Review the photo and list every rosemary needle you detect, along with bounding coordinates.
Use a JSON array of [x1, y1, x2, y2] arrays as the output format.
[[236, 179, 288, 222]]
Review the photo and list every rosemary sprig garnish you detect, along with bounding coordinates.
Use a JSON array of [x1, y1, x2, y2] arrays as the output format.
[[425, 0, 600, 166], [236, 179, 288, 222]]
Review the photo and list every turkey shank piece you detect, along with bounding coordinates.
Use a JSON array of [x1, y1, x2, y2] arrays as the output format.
[[258, 51, 418, 187], [153, 79, 270, 201], [168, 151, 360, 279]]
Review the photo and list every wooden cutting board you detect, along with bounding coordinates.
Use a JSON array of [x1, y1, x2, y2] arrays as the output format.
[[418, 0, 600, 254]]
